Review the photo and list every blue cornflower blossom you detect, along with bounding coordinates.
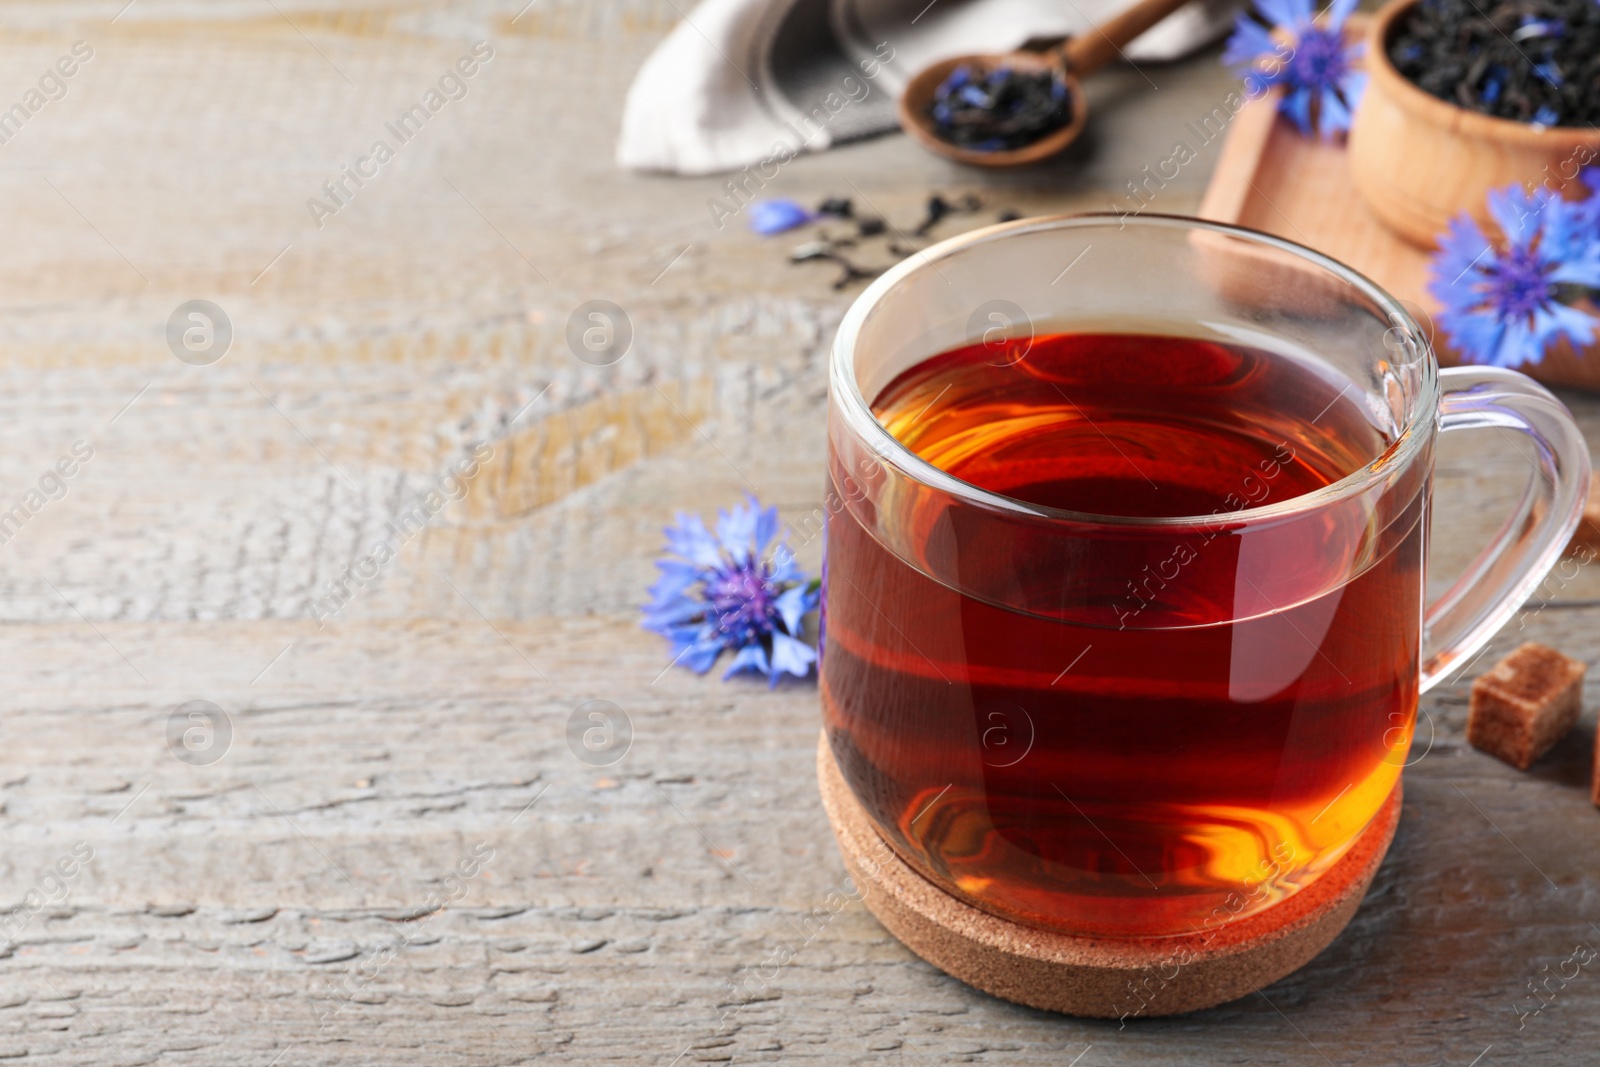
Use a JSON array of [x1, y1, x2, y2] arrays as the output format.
[[643, 496, 821, 686], [1579, 167, 1600, 230], [748, 199, 812, 236], [1223, 0, 1366, 138], [1428, 185, 1600, 368]]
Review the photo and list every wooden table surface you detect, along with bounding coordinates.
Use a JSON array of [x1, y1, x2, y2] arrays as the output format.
[[2, 1, 1599, 1064]]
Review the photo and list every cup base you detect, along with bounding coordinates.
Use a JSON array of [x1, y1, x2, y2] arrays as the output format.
[[817, 730, 1401, 1018]]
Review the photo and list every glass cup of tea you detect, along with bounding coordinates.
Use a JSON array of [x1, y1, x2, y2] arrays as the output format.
[[821, 214, 1590, 939]]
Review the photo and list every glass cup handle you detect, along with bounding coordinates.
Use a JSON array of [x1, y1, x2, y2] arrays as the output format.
[[1421, 365, 1592, 692]]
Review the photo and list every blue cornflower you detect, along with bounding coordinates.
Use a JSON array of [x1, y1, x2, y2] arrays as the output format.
[[1579, 166, 1600, 230], [1428, 186, 1600, 368], [643, 496, 821, 686], [749, 199, 812, 236], [1224, 0, 1366, 138]]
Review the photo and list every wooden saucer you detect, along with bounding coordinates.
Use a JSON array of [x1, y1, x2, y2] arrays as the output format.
[[817, 731, 1400, 1018]]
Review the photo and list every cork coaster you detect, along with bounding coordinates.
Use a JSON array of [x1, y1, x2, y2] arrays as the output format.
[[818, 731, 1400, 1018]]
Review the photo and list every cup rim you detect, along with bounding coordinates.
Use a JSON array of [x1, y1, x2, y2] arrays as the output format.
[[829, 212, 1439, 529]]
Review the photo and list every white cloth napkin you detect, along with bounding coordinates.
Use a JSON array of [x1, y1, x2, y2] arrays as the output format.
[[617, 0, 1240, 175]]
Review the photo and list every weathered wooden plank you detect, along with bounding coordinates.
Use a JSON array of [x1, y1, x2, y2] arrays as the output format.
[[0, 0, 1597, 1064]]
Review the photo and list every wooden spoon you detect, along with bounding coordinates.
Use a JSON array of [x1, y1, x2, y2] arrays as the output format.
[[898, 0, 1197, 166]]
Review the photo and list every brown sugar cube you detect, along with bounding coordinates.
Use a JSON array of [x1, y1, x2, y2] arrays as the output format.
[[1570, 479, 1600, 556], [1468, 643, 1585, 771]]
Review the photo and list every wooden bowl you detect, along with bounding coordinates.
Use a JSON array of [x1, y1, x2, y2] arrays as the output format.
[[1348, 0, 1600, 249], [897, 53, 1088, 168]]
